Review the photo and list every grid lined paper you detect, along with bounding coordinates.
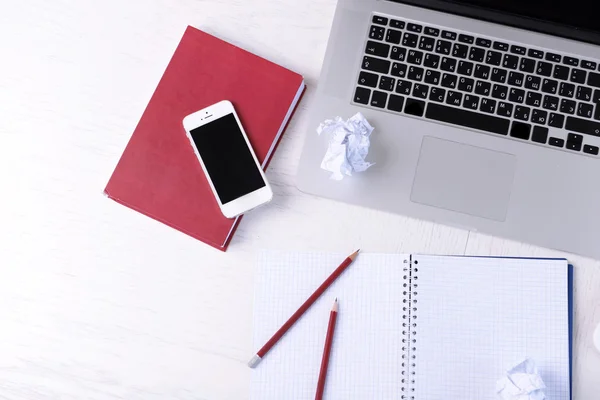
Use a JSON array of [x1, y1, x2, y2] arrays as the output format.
[[250, 251, 410, 400], [412, 255, 570, 400]]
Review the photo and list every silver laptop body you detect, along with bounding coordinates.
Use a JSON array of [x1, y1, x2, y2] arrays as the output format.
[[297, 0, 600, 259]]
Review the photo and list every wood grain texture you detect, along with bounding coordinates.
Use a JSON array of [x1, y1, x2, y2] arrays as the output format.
[[0, 0, 597, 398]]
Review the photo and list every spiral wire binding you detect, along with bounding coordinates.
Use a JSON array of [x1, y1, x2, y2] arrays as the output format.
[[401, 257, 418, 399]]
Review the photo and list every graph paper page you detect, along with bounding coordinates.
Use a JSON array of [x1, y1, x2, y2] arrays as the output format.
[[412, 255, 570, 400], [251, 251, 410, 400]]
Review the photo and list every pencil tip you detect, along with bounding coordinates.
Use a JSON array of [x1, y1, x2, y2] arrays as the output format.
[[349, 249, 360, 261], [332, 298, 338, 312]]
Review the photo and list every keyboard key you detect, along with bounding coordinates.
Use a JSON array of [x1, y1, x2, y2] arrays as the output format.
[[507, 72, 524, 87], [386, 29, 402, 44], [407, 23, 422, 33], [404, 98, 425, 116], [577, 86, 592, 102], [365, 41, 390, 57], [469, 47, 485, 63], [571, 69, 587, 84], [564, 57, 579, 67], [584, 144, 599, 155], [532, 126, 549, 143], [354, 87, 371, 104], [358, 71, 379, 88], [503, 54, 519, 70], [582, 60, 597, 70], [371, 90, 387, 108], [391, 62, 407, 78], [457, 61, 474, 76], [541, 79, 558, 94], [446, 90, 463, 106], [546, 53, 561, 62], [549, 137, 565, 147], [474, 64, 490, 79], [493, 42, 509, 51], [549, 113, 565, 128], [536, 61, 553, 76], [407, 66, 424, 81], [441, 73, 458, 89], [441, 57, 457, 72], [578, 102, 594, 118], [525, 75, 541, 90], [531, 109, 548, 124], [475, 80, 491, 96], [369, 26, 385, 41], [553, 65, 570, 80], [458, 77, 474, 92], [510, 121, 531, 140], [402, 32, 419, 48], [424, 27, 440, 36], [566, 133, 583, 151], [528, 49, 544, 59], [426, 103, 509, 135], [526, 91, 542, 107], [464, 94, 480, 110], [510, 45, 526, 55], [543, 95, 559, 111], [565, 116, 600, 136], [363, 56, 390, 74], [458, 34, 474, 44], [560, 99, 576, 114], [514, 105, 530, 121], [419, 36, 435, 51], [452, 43, 469, 58], [390, 19, 405, 29], [509, 88, 525, 103], [424, 69, 441, 85], [430, 87, 446, 102], [588, 72, 600, 88], [413, 83, 429, 99], [559, 82, 575, 98], [492, 84, 508, 100], [475, 38, 491, 48], [391, 46, 407, 61], [486, 51, 502, 66], [480, 98, 496, 114], [497, 101, 513, 117], [442, 30, 457, 40], [594, 89, 600, 103], [595, 103, 600, 120], [491, 68, 507, 83], [519, 58, 536, 73], [379, 76, 396, 91], [396, 80, 412, 95], [423, 54, 440, 69], [372, 16, 388, 25], [407, 50, 424, 65], [387, 94, 405, 112], [436, 40, 452, 55]]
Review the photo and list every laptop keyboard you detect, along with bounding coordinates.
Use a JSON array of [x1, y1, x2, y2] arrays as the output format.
[[353, 14, 600, 156]]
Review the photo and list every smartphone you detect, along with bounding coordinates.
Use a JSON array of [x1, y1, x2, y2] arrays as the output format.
[[183, 100, 273, 218]]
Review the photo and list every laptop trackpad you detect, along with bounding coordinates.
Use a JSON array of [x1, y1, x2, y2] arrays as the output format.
[[410, 137, 516, 222]]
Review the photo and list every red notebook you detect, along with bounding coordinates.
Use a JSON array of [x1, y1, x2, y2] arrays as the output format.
[[105, 26, 305, 251]]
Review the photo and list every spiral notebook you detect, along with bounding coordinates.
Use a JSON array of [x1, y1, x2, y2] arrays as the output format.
[[251, 251, 572, 400]]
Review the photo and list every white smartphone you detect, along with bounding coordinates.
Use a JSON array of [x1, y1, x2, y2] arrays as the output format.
[[183, 100, 273, 219]]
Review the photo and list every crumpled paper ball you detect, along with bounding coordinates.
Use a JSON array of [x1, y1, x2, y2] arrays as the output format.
[[317, 112, 374, 180], [496, 358, 546, 400]]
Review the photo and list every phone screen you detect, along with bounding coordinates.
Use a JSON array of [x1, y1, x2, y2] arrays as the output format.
[[190, 113, 266, 205]]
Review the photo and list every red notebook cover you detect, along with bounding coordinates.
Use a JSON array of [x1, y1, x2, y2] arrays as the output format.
[[105, 26, 305, 251]]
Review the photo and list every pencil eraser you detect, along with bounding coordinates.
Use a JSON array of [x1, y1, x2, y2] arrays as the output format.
[[594, 323, 600, 353]]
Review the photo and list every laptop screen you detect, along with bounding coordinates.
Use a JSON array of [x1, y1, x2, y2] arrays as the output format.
[[391, 0, 600, 45]]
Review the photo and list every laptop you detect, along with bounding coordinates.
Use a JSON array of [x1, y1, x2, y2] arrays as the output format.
[[297, 0, 600, 259]]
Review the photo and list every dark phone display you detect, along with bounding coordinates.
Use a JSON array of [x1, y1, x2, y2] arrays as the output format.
[[190, 113, 266, 205]]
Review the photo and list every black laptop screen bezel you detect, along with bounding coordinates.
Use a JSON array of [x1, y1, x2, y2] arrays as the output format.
[[388, 0, 600, 47]]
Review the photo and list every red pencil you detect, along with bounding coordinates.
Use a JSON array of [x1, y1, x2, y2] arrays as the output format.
[[248, 250, 359, 368], [315, 298, 338, 400]]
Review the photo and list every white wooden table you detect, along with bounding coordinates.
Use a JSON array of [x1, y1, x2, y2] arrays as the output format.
[[1, 1, 598, 398]]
